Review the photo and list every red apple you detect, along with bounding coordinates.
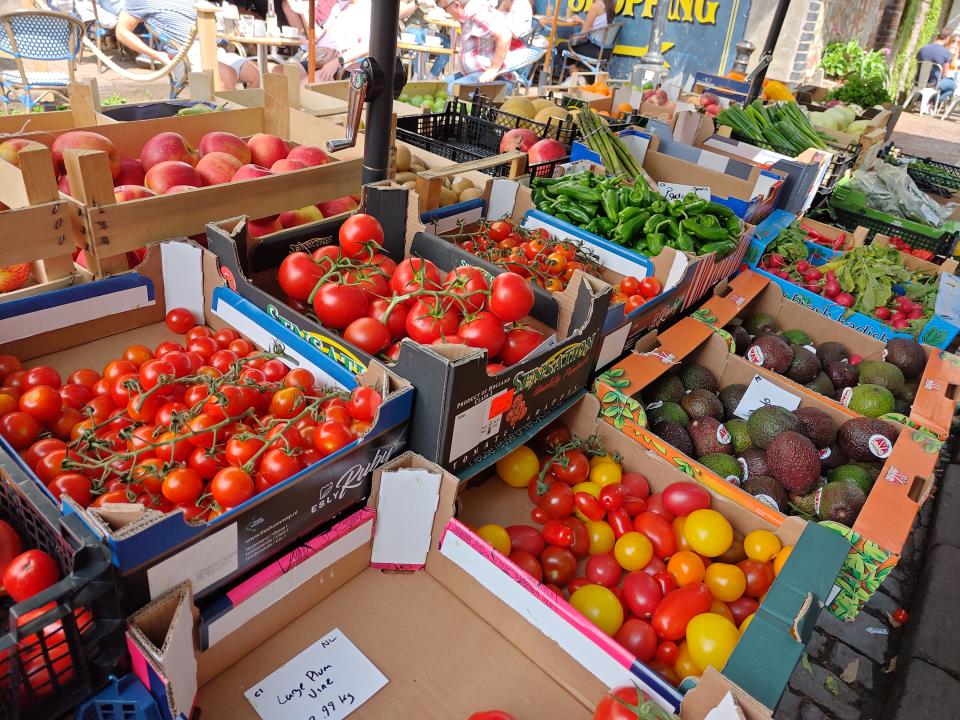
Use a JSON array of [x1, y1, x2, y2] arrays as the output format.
[[113, 185, 155, 202], [705, 103, 721, 117], [246, 133, 288, 168], [198, 131, 251, 164], [499, 128, 538, 153], [196, 151, 244, 186], [51, 131, 121, 178], [278, 205, 324, 229], [163, 185, 198, 194], [527, 138, 567, 165], [231, 164, 274, 182], [114, 158, 146, 186], [316, 195, 358, 217], [0, 139, 47, 167], [247, 217, 283, 238], [270, 158, 308, 173], [140, 132, 196, 171], [57, 174, 72, 196], [144, 160, 203, 194], [700, 93, 719, 108], [286, 145, 331, 167]]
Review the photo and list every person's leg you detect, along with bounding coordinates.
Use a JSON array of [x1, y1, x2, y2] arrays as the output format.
[[939, 78, 956, 100], [220, 51, 262, 88], [431, 31, 451, 77], [238, 60, 262, 88], [218, 62, 240, 90], [447, 70, 483, 94]]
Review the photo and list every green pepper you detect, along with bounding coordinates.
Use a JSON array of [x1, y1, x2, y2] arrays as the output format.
[[662, 217, 680, 239], [560, 203, 593, 225], [602, 189, 620, 222], [585, 219, 601, 235], [615, 214, 648, 244], [698, 240, 737, 257], [551, 184, 603, 203], [617, 206, 644, 223], [532, 189, 547, 206], [703, 201, 736, 220], [643, 213, 666, 235], [618, 186, 633, 208], [651, 199, 667, 214], [554, 212, 572, 223], [725, 216, 742, 235], [698, 214, 720, 228], [595, 217, 616, 235], [667, 199, 687, 218], [646, 232, 667, 256], [532, 176, 566, 188], [675, 231, 694, 253], [682, 218, 728, 242], [684, 199, 710, 216]]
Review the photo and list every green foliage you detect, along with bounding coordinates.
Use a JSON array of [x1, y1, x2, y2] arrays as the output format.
[[101, 93, 128, 106], [827, 73, 893, 107], [821, 41, 890, 83], [891, 0, 943, 95]]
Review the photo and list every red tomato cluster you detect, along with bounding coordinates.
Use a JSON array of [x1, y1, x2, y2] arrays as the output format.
[[467, 684, 662, 720], [278, 214, 544, 371], [612, 275, 662, 314], [481, 423, 787, 687], [0, 309, 381, 521], [450, 220, 603, 294]]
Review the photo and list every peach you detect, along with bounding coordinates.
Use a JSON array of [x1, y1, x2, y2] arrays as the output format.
[[247, 217, 283, 238], [164, 185, 198, 194], [115, 158, 146, 186], [270, 158, 307, 173], [144, 160, 203, 194], [140, 132, 196, 171], [231, 164, 274, 182], [246, 133, 288, 168], [316, 195, 358, 217], [278, 205, 324, 229], [198, 131, 252, 164], [196, 152, 243, 186], [113, 185, 155, 202], [0, 139, 47, 167], [286, 145, 331, 167], [51, 131, 121, 178]]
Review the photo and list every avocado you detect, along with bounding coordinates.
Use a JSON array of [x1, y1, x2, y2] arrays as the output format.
[[828, 464, 872, 494], [819, 442, 847, 473], [726, 325, 752, 355], [885, 338, 927, 379], [825, 360, 859, 390], [688, 416, 733, 457], [739, 447, 770, 479], [652, 421, 694, 458], [894, 398, 912, 415], [725, 418, 754, 454], [815, 480, 867, 525], [681, 389, 724, 420], [718, 383, 748, 420], [742, 312, 779, 336], [851, 461, 883, 484], [846, 384, 896, 418], [767, 431, 822, 494], [793, 406, 837, 449], [782, 329, 813, 346], [786, 345, 821, 384], [646, 401, 689, 427], [746, 405, 802, 449], [745, 335, 794, 373], [700, 453, 743, 484], [837, 418, 899, 461], [857, 361, 906, 395], [790, 489, 819, 517], [817, 341, 850, 366], [742, 475, 789, 512], [679, 363, 719, 393], [805, 371, 835, 397], [644, 373, 686, 405], [897, 380, 919, 404]]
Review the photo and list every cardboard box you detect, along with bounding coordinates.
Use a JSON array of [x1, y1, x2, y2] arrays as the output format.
[[457, 392, 849, 711], [126, 450, 773, 720], [207, 185, 611, 473], [691, 269, 960, 440], [592, 317, 942, 619], [419, 177, 700, 370], [0, 241, 413, 609], [745, 210, 960, 349]]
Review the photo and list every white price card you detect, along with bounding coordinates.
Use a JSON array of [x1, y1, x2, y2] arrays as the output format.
[[657, 182, 710, 201], [244, 628, 388, 720], [734, 374, 802, 419]]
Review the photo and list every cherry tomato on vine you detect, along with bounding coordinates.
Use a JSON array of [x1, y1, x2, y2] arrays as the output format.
[[338, 214, 384, 258], [346, 386, 382, 422], [278, 252, 325, 303], [165, 308, 197, 334], [211, 466, 255, 508], [343, 317, 390, 354], [488, 272, 534, 323]]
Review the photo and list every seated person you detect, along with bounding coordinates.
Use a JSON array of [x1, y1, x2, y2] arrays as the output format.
[[498, 0, 532, 40], [309, 0, 373, 81], [917, 32, 956, 102], [552, 0, 613, 78], [400, 0, 451, 78], [116, 0, 260, 89]]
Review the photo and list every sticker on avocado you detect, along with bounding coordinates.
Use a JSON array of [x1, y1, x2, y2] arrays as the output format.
[[755, 493, 779, 511], [813, 486, 824, 515], [746, 345, 765, 365], [819, 446, 832, 460], [716, 424, 731, 445], [738, 457, 749, 480], [840, 387, 853, 406], [869, 434, 893, 458], [882, 348, 888, 360], [725, 474, 741, 486], [646, 401, 664, 410]]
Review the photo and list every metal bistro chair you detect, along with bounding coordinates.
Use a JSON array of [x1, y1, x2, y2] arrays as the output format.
[[902, 60, 943, 115], [559, 21, 622, 83], [0, 10, 84, 112]]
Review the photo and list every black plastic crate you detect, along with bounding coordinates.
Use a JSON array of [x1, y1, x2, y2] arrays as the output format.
[[728, 129, 859, 193], [881, 146, 960, 192], [0, 453, 125, 720], [466, 96, 577, 145], [827, 204, 958, 258]]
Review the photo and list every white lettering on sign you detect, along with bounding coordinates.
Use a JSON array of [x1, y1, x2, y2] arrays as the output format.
[[244, 628, 388, 720], [657, 182, 711, 202], [734, 375, 802, 419]]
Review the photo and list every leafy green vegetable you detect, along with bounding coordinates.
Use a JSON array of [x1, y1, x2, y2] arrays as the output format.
[[765, 223, 811, 264], [827, 73, 892, 108]]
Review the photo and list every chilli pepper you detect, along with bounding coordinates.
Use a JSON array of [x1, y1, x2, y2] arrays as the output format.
[[704, 201, 736, 220], [725, 216, 743, 235], [683, 218, 729, 242], [684, 198, 710, 215], [698, 239, 737, 257]]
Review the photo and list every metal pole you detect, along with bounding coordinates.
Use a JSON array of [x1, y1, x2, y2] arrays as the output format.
[[744, 0, 791, 104], [363, 0, 399, 183], [541, 0, 563, 84], [641, 0, 668, 68], [308, 0, 316, 82]]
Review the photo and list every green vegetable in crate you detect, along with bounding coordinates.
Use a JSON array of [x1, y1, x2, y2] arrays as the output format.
[[717, 101, 829, 156]]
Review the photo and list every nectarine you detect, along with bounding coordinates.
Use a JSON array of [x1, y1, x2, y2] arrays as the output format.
[[140, 132, 197, 171], [198, 131, 252, 164], [196, 152, 244, 186], [246, 133, 288, 168], [144, 160, 202, 194]]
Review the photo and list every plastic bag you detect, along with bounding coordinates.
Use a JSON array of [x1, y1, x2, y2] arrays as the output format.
[[848, 163, 951, 227]]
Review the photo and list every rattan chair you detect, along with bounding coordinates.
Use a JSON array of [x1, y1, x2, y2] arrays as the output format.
[[0, 10, 84, 111]]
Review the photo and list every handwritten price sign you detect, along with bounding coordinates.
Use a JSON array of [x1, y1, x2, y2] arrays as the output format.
[[245, 628, 388, 720], [734, 375, 802, 419]]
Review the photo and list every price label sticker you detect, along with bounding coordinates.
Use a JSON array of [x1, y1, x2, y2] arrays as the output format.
[[657, 182, 711, 201], [244, 628, 388, 720], [734, 375, 802, 419]]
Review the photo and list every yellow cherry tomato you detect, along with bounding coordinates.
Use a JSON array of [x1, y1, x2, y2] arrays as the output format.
[[673, 516, 693, 552], [704, 562, 747, 603], [709, 598, 736, 624], [589, 461, 622, 487], [666, 550, 705, 586], [572, 480, 602, 498], [589, 452, 617, 467], [674, 641, 701, 681], [683, 509, 733, 557], [585, 520, 616, 554], [496, 446, 539, 488], [476, 524, 511, 556], [570, 584, 624, 637], [685, 612, 740, 672], [614, 531, 653, 571], [743, 529, 782, 563], [773, 545, 794, 576], [739, 613, 755, 634]]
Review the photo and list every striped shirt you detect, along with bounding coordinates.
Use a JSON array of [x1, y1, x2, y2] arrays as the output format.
[[459, 0, 524, 74], [124, 0, 197, 47]]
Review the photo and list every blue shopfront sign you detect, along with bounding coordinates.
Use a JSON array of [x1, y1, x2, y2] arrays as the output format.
[[536, 0, 752, 82]]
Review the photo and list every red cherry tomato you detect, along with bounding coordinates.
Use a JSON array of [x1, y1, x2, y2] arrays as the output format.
[[728, 596, 759, 626], [391, 258, 441, 295], [654, 640, 678, 665], [346, 386, 382, 422], [488, 272, 534, 322], [633, 511, 677, 559], [585, 552, 623, 587], [653, 570, 678, 596], [607, 508, 633, 539], [550, 450, 590, 485], [542, 519, 574, 547], [593, 686, 654, 720], [574, 491, 605, 521], [614, 618, 658, 662], [539, 482, 575, 518], [559, 516, 590, 559], [498, 327, 546, 366], [165, 307, 197, 334], [645, 492, 675, 521], [507, 550, 542, 581], [662, 482, 712, 517], [338, 213, 384, 258], [638, 276, 662, 299], [651, 582, 712, 640], [505, 525, 545, 556], [737, 559, 775, 598], [622, 571, 663, 619], [539, 546, 576, 585]]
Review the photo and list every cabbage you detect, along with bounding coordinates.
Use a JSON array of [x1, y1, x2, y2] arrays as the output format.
[[809, 110, 839, 129], [846, 119, 871, 135]]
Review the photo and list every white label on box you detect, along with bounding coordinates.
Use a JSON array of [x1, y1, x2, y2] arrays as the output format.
[[448, 393, 508, 463], [596, 322, 633, 370], [936, 273, 960, 322], [704, 691, 744, 720], [521, 214, 649, 278], [734, 374, 802, 419], [161, 242, 205, 323], [427, 205, 484, 234], [371, 469, 441, 567], [244, 628, 388, 720], [147, 522, 239, 599], [657, 182, 710, 201], [487, 178, 520, 220]]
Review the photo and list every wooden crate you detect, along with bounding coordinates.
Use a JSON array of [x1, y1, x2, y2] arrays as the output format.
[[0, 81, 109, 135]]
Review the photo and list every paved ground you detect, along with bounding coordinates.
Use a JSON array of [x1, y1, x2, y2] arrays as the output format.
[[891, 111, 960, 165]]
